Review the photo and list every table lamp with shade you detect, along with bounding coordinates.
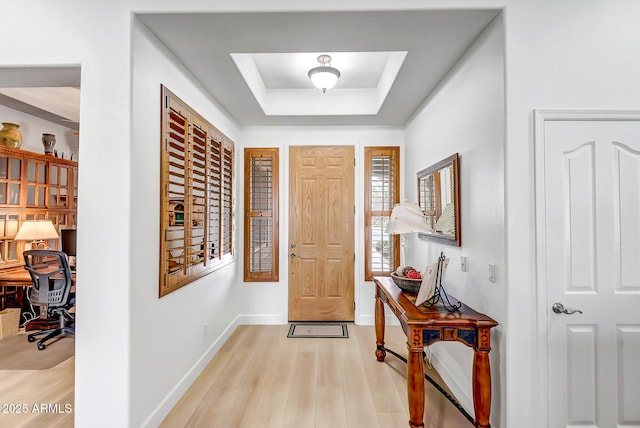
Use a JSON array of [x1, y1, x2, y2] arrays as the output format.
[[14, 220, 59, 250], [385, 203, 431, 266], [385, 203, 460, 311]]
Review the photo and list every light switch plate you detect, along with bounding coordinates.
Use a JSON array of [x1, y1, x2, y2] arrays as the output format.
[[488, 263, 496, 282], [461, 256, 467, 272]]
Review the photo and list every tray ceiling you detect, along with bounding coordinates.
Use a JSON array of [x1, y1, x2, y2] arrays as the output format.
[[0, 10, 500, 128]]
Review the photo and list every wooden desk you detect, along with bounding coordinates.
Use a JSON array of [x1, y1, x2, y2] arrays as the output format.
[[0, 267, 76, 288], [374, 276, 498, 428], [0, 268, 36, 286], [0, 267, 76, 328], [0, 268, 33, 311]]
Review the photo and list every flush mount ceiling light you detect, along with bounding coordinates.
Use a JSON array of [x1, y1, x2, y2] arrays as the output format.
[[308, 54, 341, 93]]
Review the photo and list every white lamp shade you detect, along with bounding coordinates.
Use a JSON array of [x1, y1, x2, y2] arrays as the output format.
[[308, 66, 340, 91], [14, 220, 59, 241], [385, 203, 431, 234]]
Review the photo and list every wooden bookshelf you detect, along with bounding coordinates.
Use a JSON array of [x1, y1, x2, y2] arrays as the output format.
[[0, 146, 78, 268]]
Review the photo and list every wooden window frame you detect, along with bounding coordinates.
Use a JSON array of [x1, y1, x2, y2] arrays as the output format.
[[243, 148, 279, 282], [159, 85, 235, 297], [364, 146, 400, 281]]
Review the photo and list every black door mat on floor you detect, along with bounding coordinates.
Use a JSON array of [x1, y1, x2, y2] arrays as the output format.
[[287, 323, 349, 338]]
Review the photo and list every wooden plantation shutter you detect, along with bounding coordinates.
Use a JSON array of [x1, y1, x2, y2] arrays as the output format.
[[222, 143, 233, 256], [364, 146, 400, 281], [207, 137, 222, 261], [187, 120, 207, 273], [160, 85, 235, 297], [244, 148, 279, 282], [162, 96, 188, 288]]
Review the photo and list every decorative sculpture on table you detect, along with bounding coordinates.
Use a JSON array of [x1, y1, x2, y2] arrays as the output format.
[[416, 252, 460, 312]]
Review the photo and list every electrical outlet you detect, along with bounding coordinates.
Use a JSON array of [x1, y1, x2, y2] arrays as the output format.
[[460, 256, 467, 272], [488, 264, 496, 283], [203, 322, 208, 338]]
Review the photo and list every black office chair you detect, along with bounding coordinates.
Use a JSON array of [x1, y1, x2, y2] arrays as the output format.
[[23, 250, 75, 350]]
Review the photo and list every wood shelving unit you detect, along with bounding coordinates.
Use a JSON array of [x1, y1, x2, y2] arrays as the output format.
[[0, 146, 78, 268]]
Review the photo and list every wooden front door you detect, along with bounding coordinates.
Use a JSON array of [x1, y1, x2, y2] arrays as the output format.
[[289, 146, 354, 321], [536, 111, 640, 427]]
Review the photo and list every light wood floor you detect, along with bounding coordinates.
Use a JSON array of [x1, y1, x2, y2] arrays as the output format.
[[0, 333, 74, 428], [0, 325, 474, 428], [161, 324, 473, 428]]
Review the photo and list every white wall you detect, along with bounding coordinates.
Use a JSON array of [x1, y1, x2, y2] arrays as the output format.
[[403, 15, 505, 425], [131, 19, 245, 427], [3, 3, 134, 427], [503, 1, 640, 427], [0, 105, 79, 159]]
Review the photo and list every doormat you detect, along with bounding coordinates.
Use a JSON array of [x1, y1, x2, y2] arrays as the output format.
[[287, 323, 349, 339]]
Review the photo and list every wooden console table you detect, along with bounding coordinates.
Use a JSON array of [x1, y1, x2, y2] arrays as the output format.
[[374, 276, 498, 428]]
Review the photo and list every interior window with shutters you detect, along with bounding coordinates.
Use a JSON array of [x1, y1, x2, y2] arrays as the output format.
[[364, 147, 400, 281], [160, 85, 235, 297], [244, 148, 279, 282]]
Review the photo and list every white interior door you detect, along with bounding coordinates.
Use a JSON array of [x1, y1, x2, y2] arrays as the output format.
[[536, 111, 640, 428]]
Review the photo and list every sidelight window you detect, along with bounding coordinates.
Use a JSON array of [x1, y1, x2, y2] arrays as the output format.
[[243, 148, 279, 282], [364, 146, 400, 280]]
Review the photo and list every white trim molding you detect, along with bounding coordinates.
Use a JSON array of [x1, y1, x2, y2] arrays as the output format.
[[533, 109, 640, 428]]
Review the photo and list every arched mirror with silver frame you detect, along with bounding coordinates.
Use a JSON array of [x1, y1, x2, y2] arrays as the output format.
[[416, 153, 461, 246]]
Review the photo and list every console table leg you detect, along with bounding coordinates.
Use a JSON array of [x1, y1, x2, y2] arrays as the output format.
[[472, 349, 492, 428], [375, 294, 386, 361], [407, 348, 425, 428]]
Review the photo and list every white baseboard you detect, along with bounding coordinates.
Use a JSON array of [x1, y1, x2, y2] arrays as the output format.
[[236, 313, 287, 325], [428, 347, 474, 417], [140, 313, 288, 427], [142, 312, 406, 426], [140, 315, 241, 427], [359, 315, 472, 415], [358, 314, 401, 326]]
